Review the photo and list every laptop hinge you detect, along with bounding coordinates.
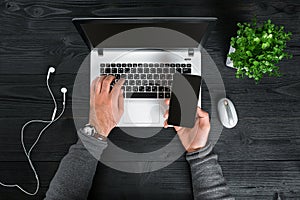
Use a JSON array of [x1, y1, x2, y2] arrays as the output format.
[[97, 49, 104, 56], [188, 48, 194, 57]]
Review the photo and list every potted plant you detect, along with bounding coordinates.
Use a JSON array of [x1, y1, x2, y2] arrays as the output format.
[[226, 19, 292, 82]]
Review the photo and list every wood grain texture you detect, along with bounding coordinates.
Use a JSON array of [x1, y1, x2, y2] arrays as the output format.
[[0, 0, 299, 199]]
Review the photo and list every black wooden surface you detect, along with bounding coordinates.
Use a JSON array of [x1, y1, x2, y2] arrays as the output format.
[[0, 0, 299, 199]]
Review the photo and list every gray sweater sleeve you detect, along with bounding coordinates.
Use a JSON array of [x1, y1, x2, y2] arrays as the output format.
[[186, 143, 234, 200], [44, 131, 107, 200], [45, 131, 233, 200]]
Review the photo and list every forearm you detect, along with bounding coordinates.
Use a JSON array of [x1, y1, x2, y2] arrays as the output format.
[[186, 143, 234, 200], [45, 131, 107, 200]]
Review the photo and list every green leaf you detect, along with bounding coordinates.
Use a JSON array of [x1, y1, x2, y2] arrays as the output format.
[[246, 51, 253, 57]]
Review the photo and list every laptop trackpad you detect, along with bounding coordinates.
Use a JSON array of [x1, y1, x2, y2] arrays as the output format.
[[124, 100, 160, 124]]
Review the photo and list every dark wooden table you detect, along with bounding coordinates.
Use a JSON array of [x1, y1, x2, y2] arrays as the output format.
[[0, 0, 299, 199]]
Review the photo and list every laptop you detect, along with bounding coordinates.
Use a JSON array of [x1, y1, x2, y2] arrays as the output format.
[[73, 17, 217, 127]]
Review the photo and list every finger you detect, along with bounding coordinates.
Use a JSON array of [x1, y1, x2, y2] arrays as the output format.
[[101, 75, 115, 94], [163, 119, 168, 128], [90, 77, 100, 99], [111, 78, 125, 97], [163, 109, 169, 119], [95, 75, 106, 94], [118, 89, 124, 113], [164, 98, 170, 105], [197, 107, 209, 118]]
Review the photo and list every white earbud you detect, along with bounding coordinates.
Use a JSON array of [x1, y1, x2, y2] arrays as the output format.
[[61, 87, 67, 106], [47, 67, 55, 80], [61, 87, 67, 94]]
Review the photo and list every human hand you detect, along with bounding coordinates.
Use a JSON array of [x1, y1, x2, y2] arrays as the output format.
[[163, 99, 210, 153], [89, 75, 125, 137]]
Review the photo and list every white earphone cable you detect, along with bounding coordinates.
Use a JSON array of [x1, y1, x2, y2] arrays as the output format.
[[0, 67, 67, 195]]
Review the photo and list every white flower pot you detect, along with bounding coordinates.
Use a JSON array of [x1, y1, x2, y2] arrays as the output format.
[[226, 46, 236, 69]]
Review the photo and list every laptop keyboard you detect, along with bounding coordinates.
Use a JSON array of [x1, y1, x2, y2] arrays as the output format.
[[99, 63, 192, 98]]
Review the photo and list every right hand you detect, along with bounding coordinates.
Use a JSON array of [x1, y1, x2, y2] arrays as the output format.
[[163, 99, 211, 153], [89, 75, 125, 137]]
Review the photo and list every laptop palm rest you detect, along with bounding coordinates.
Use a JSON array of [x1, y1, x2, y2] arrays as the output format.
[[123, 100, 160, 124]]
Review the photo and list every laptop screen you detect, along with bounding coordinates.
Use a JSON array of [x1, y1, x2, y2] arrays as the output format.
[[73, 18, 217, 50]]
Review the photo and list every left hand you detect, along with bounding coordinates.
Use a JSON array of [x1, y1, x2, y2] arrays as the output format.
[[89, 75, 125, 137], [163, 99, 211, 153]]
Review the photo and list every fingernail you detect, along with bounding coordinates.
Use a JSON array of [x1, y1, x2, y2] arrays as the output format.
[[121, 89, 124, 94]]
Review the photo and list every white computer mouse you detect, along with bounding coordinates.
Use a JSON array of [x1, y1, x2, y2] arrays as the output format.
[[217, 98, 238, 128]]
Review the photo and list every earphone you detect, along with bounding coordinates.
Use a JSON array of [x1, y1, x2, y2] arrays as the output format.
[[0, 66, 67, 195]]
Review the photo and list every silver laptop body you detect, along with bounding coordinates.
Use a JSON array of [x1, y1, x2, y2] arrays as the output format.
[[73, 17, 217, 127]]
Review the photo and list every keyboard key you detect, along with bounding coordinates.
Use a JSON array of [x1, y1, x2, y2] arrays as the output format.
[[160, 74, 165, 79], [149, 63, 154, 67], [128, 74, 133, 79], [100, 68, 105, 74], [146, 86, 152, 91], [176, 68, 182, 73], [105, 68, 111, 73], [150, 68, 156, 73], [130, 68, 136, 73], [136, 80, 142, 85], [166, 74, 172, 79], [157, 68, 163, 73], [159, 86, 164, 92], [176, 64, 180, 67], [149, 80, 154, 85], [165, 92, 171, 98], [111, 63, 116, 67], [118, 68, 123, 73], [100, 63, 105, 67], [139, 86, 145, 91], [141, 74, 146, 79], [152, 86, 157, 92], [144, 68, 149, 73], [187, 64, 192, 67], [115, 74, 120, 79], [126, 92, 157, 98], [168, 80, 173, 86], [155, 80, 161, 85], [129, 80, 135, 85], [165, 64, 170, 67], [144, 63, 148, 67], [126, 86, 132, 91], [124, 80, 129, 85], [165, 87, 170, 92], [112, 68, 117, 73], [147, 74, 152, 79], [124, 68, 130, 73], [181, 64, 186, 67], [134, 74, 140, 79], [122, 63, 126, 67], [133, 86, 139, 91], [142, 80, 148, 85], [128, 63, 132, 67], [117, 63, 121, 67], [159, 93, 164, 98], [155, 63, 159, 67], [171, 63, 175, 67], [183, 68, 191, 73], [133, 64, 137, 67], [170, 68, 175, 73], [137, 68, 143, 73], [120, 74, 127, 79], [161, 80, 167, 86], [160, 63, 164, 67], [153, 74, 159, 79], [138, 63, 143, 67], [163, 68, 169, 73]]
